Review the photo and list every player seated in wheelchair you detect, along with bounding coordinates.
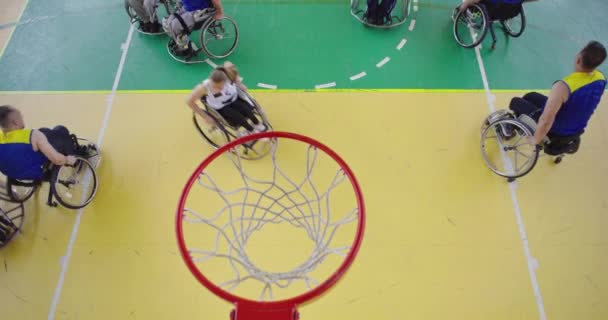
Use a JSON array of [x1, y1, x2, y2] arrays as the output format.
[[499, 41, 607, 152], [0, 105, 97, 182], [186, 62, 267, 137], [164, 0, 224, 58], [128, 0, 164, 33], [455, 0, 534, 21]]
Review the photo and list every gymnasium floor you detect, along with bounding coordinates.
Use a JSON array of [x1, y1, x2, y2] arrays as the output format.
[[1, 0, 607, 319]]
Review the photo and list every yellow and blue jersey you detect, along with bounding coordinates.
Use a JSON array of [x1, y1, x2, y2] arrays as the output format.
[[0, 129, 48, 180], [549, 71, 607, 136]]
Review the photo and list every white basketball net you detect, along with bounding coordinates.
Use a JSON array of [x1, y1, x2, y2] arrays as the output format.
[[183, 141, 360, 301]]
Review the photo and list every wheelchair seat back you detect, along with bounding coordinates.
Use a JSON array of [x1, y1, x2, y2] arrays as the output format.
[[544, 134, 581, 156], [484, 0, 522, 21]]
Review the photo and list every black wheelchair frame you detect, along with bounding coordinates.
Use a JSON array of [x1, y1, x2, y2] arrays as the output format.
[[453, 2, 526, 49], [192, 89, 273, 160]]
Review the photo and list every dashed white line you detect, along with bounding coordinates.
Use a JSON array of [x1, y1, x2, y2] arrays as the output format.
[[376, 57, 390, 68], [396, 38, 407, 50], [409, 19, 416, 31], [315, 82, 336, 89], [350, 72, 367, 81], [257, 83, 278, 89]]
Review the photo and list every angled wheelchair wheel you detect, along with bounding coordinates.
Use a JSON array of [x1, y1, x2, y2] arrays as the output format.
[[0, 201, 25, 249], [50, 158, 98, 210], [501, 7, 525, 37], [199, 16, 239, 59], [2, 179, 37, 203], [481, 118, 539, 179], [453, 4, 488, 48], [193, 112, 230, 149]]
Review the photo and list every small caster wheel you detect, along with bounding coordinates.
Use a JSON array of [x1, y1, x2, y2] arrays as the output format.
[[507, 177, 516, 183], [554, 157, 562, 164]]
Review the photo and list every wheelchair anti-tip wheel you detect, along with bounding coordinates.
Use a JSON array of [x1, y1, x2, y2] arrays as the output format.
[[481, 117, 540, 180], [50, 157, 98, 210], [500, 7, 526, 37], [453, 4, 488, 48], [199, 16, 239, 59]]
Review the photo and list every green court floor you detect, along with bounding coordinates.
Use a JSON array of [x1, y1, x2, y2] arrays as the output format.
[[1, 0, 607, 91]]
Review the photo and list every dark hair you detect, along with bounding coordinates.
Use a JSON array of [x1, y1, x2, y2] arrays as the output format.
[[0, 105, 15, 129], [580, 41, 607, 70]]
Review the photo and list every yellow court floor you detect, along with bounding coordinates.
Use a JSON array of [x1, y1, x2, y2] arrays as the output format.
[[0, 91, 607, 320]]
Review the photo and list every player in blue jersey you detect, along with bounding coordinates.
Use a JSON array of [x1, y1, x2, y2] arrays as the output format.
[[164, 0, 225, 58], [508, 41, 607, 146], [0, 106, 94, 181]]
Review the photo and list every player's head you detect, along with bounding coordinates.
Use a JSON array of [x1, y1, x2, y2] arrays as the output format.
[[0, 105, 24, 131], [576, 41, 607, 72], [209, 69, 228, 92]]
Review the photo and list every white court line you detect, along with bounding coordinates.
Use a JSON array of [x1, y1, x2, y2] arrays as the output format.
[[205, 59, 218, 68], [350, 72, 367, 81], [315, 82, 336, 89], [47, 24, 136, 320], [376, 57, 390, 68], [471, 26, 547, 320], [396, 38, 407, 50], [408, 19, 416, 31], [257, 83, 277, 89]]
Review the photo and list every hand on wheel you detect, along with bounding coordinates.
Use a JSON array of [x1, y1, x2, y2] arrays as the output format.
[[214, 11, 225, 20], [66, 155, 77, 166]]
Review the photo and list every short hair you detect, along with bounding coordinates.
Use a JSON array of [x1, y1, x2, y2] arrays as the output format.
[[210, 69, 228, 83], [580, 41, 607, 70], [0, 105, 15, 129]]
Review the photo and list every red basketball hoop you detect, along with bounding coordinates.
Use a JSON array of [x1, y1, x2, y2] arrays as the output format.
[[176, 131, 365, 320]]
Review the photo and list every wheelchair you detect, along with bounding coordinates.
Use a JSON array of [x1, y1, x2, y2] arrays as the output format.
[[125, 0, 180, 35], [480, 110, 581, 182], [0, 138, 100, 210], [193, 88, 273, 160], [164, 7, 239, 62], [124, 0, 239, 61], [452, 2, 526, 49], [0, 198, 24, 249], [350, 0, 412, 28]]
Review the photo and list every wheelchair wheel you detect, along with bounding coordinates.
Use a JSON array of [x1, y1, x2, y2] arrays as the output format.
[[0, 201, 25, 249], [124, 0, 139, 23], [199, 16, 239, 59], [481, 118, 539, 179], [50, 158, 98, 210], [453, 4, 488, 48], [193, 112, 230, 149], [501, 7, 525, 37], [3, 179, 37, 203]]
